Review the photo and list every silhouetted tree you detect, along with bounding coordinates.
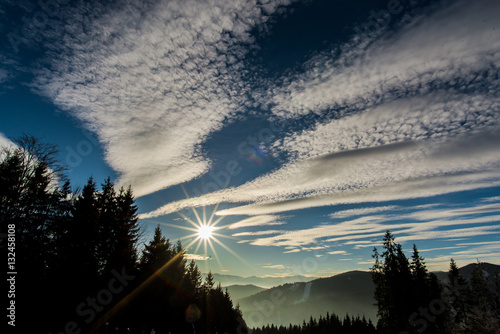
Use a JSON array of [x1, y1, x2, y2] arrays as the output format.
[[372, 231, 445, 334], [446, 258, 469, 332], [463, 262, 500, 333], [0, 135, 72, 331], [1, 136, 258, 334]]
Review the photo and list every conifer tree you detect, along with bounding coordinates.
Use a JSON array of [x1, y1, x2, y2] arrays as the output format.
[[464, 262, 500, 333], [447, 258, 468, 331], [1, 135, 71, 331], [372, 231, 445, 334]]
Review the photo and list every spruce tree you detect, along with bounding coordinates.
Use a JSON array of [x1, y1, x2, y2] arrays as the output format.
[[372, 231, 445, 334], [464, 262, 500, 333]]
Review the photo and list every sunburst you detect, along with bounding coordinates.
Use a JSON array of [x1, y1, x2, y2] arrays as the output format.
[[151, 184, 248, 272], [198, 224, 216, 240]]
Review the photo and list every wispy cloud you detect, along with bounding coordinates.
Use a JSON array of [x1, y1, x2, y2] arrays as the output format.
[[262, 264, 286, 269], [184, 254, 211, 261], [330, 206, 399, 219], [267, 0, 500, 119], [137, 0, 500, 221], [30, 0, 294, 197], [327, 250, 348, 255], [243, 210, 500, 251], [228, 215, 284, 230], [22, 0, 500, 261], [0, 133, 14, 149], [232, 230, 283, 237]]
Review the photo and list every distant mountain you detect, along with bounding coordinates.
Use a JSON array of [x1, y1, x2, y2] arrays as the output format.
[[456, 262, 500, 281], [225, 284, 267, 303], [238, 270, 377, 328], [237, 262, 500, 329], [433, 262, 500, 283], [206, 273, 315, 288]]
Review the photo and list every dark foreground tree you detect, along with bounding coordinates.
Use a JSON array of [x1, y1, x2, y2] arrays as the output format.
[[1, 135, 72, 329], [446, 260, 500, 334], [371, 231, 446, 334]]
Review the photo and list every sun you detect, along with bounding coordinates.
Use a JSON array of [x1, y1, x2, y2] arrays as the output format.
[[151, 184, 249, 272], [198, 224, 215, 240]]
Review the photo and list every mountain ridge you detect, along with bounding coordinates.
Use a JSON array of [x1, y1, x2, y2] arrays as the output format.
[[235, 262, 500, 328]]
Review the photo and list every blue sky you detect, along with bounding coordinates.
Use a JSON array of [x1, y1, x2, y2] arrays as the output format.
[[1, 0, 499, 278]]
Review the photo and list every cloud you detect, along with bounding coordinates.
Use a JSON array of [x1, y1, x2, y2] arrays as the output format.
[[482, 196, 500, 203], [245, 210, 500, 250], [266, 0, 500, 118], [232, 230, 283, 237], [327, 250, 348, 255], [330, 206, 399, 219], [228, 215, 285, 229], [184, 254, 211, 261], [195, 0, 500, 217], [0, 53, 17, 86], [405, 203, 500, 221], [30, 0, 294, 197], [262, 264, 285, 269], [141, 93, 500, 219], [214, 142, 500, 216], [283, 249, 300, 253], [0, 133, 15, 149]]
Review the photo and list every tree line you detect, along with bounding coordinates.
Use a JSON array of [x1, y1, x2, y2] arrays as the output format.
[[0, 135, 247, 334], [253, 230, 500, 334], [371, 231, 500, 334], [252, 313, 376, 334]]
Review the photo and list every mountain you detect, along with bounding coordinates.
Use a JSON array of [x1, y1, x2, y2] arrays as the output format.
[[225, 284, 267, 303], [206, 273, 315, 288], [433, 262, 500, 283], [456, 262, 500, 281], [238, 270, 377, 328], [237, 262, 500, 329]]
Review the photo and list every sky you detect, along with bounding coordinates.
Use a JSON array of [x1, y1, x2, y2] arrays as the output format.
[[1, 0, 499, 279]]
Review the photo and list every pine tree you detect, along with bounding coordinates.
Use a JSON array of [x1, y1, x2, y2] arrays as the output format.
[[372, 231, 445, 334], [103, 184, 140, 273], [1, 135, 71, 332], [185, 260, 203, 298], [140, 225, 172, 273], [464, 262, 500, 333], [446, 259, 468, 333]]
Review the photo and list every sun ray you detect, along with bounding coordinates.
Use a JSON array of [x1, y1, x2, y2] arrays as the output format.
[[179, 233, 200, 241], [180, 184, 191, 199], [203, 238, 209, 272], [150, 186, 251, 273], [178, 212, 201, 229], [209, 215, 225, 228], [207, 238, 224, 270], [156, 221, 198, 233], [191, 206, 203, 227], [180, 184, 203, 226], [211, 237, 252, 268], [193, 237, 204, 254], [207, 202, 220, 225], [183, 236, 202, 250], [212, 232, 238, 240]]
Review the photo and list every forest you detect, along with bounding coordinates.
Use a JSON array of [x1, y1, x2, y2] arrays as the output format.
[[1, 135, 499, 334], [1, 135, 245, 334]]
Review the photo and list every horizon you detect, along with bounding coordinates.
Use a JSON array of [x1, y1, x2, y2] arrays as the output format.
[[205, 259, 498, 282], [2, 0, 500, 279]]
